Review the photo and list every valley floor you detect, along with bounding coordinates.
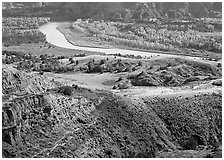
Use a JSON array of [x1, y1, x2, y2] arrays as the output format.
[[44, 71, 221, 99]]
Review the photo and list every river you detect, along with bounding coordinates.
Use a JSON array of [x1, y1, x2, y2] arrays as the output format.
[[39, 22, 201, 60]]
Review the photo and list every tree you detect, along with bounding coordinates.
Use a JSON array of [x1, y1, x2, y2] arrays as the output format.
[[58, 86, 73, 96], [39, 71, 44, 75], [69, 57, 75, 64], [76, 60, 79, 65], [99, 59, 105, 65], [217, 63, 221, 68], [138, 61, 143, 66]]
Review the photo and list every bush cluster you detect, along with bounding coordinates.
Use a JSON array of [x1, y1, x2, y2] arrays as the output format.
[[58, 86, 73, 96], [72, 19, 222, 53], [2, 17, 49, 46]]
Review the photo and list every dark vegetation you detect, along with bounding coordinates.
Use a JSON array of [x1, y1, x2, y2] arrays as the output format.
[[3, 49, 221, 87], [2, 50, 134, 74], [58, 86, 74, 96], [212, 79, 222, 86], [86, 58, 131, 73], [71, 19, 222, 54], [3, 43, 102, 58], [2, 17, 49, 46], [2, 50, 80, 73]]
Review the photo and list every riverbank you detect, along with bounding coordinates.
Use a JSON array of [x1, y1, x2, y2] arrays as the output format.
[[38, 22, 221, 61], [2, 43, 103, 57], [56, 22, 112, 49], [56, 22, 222, 60]]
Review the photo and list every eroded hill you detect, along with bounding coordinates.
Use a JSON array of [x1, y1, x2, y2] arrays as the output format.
[[2, 67, 222, 158], [3, 2, 222, 20]]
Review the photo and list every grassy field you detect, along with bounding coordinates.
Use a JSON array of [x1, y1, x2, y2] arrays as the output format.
[[2, 42, 103, 58]]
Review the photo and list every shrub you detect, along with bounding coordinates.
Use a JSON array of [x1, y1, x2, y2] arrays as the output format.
[[99, 59, 105, 65], [167, 62, 171, 67], [112, 85, 117, 89], [125, 66, 131, 72], [212, 79, 222, 86], [39, 71, 44, 75], [72, 84, 79, 89], [132, 67, 136, 71], [118, 81, 129, 89], [57, 56, 65, 59], [58, 86, 73, 96], [217, 63, 221, 68], [138, 61, 143, 66], [159, 65, 167, 70], [149, 65, 153, 69], [69, 57, 75, 64], [117, 77, 123, 82]]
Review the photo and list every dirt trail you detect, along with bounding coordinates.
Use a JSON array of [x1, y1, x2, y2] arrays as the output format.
[[116, 82, 221, 98], [45, 72, 120, 90]]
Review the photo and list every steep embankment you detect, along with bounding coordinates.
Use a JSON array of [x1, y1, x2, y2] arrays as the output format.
[[2, 65, 57, 95], [2, 67, 222, 158], [143, 94, 222, 149]]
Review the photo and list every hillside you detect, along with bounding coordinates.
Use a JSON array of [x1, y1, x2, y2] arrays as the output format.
[[2, 2, 222, 158], [2, 67, 222, 158], [2, 2, 222, 20]]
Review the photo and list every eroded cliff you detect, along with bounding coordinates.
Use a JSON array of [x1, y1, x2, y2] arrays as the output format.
[[2, 67, 222, 158]]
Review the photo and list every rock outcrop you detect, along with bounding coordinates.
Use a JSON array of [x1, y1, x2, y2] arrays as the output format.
[[2, 66, 57, 95], [128, 58, 221, 87]]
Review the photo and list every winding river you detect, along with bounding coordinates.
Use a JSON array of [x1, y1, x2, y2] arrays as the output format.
[[39, 22, 201, 60]]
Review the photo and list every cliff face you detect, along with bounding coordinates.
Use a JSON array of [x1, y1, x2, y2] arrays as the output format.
[[3, 94, 45, 146], [2, 91, 99, 158]]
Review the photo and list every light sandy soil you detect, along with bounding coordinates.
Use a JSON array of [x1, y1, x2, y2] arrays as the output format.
[[4, 51, 221, 100], [45, 72, 121, 90], [52, 53, 222, 98], [44, 70, 221, 99], [117, 82, 221, 98]]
